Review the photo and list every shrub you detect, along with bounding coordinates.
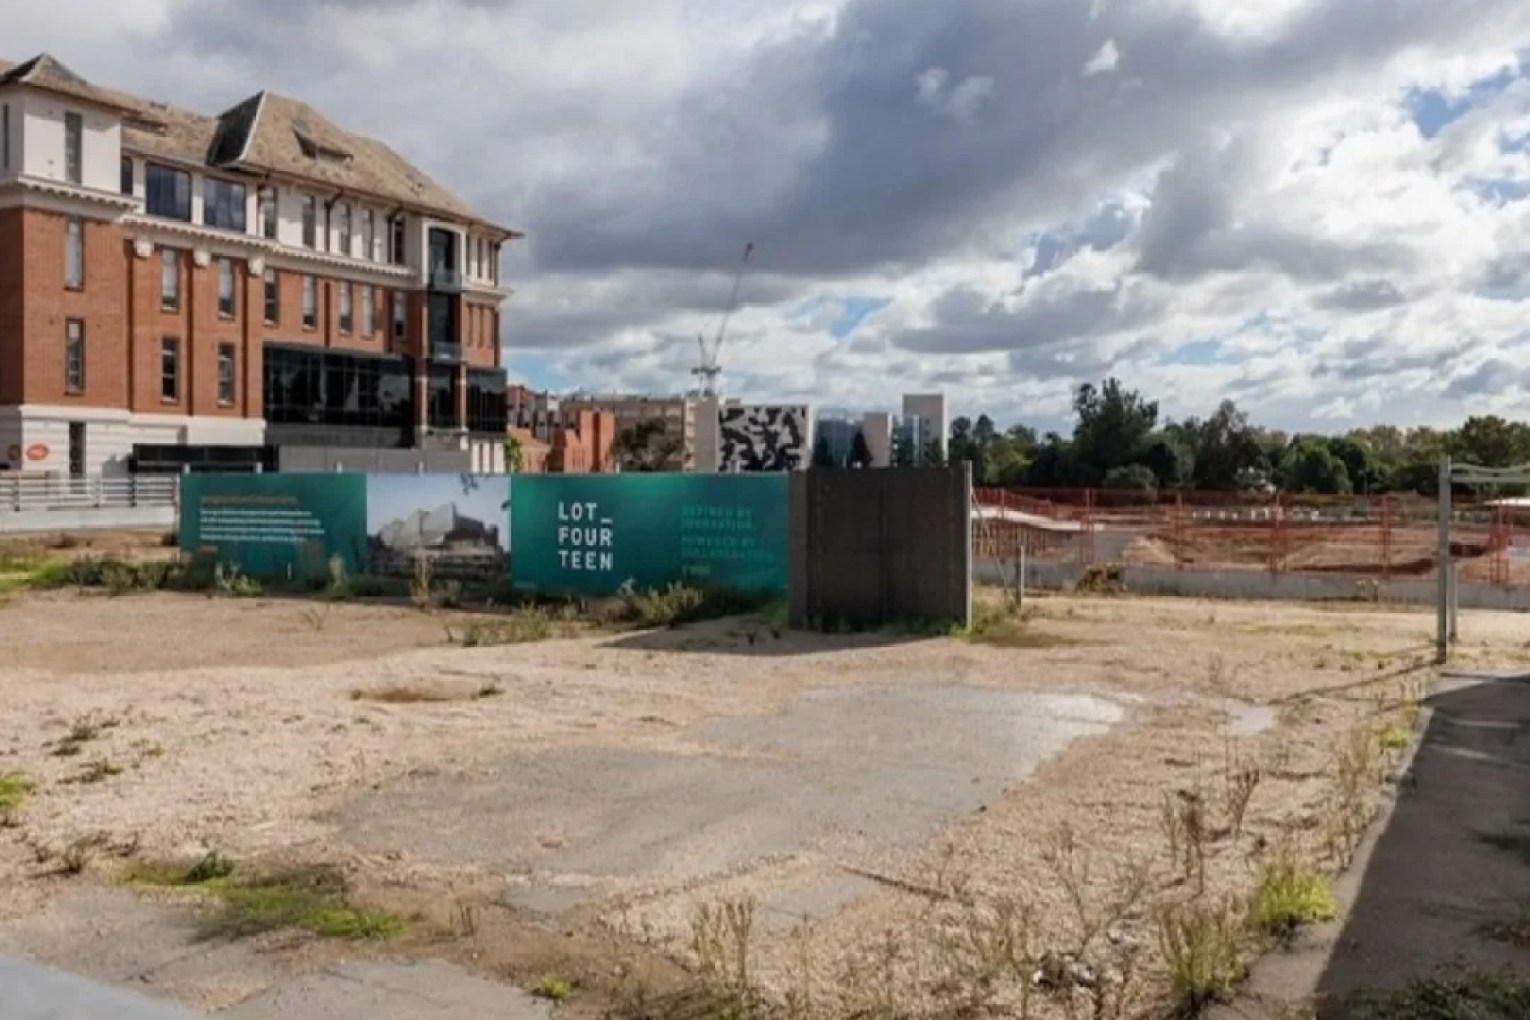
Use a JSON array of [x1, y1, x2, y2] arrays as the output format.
[[1250, 852, 1337, 938], [1155, 898, 1244, 1015]]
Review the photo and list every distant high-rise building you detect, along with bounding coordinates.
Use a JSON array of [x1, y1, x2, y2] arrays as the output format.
[[901, 393, 949, 459]]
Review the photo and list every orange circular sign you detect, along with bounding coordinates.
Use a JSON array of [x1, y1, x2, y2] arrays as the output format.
[[24, 444, 49, 462]]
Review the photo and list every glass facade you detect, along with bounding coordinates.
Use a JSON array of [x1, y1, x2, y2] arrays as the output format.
[[145, 164, 191, 221], [263, 343, 414, 439], [427, 363, 457, 430], [466, 368, 507, 434]]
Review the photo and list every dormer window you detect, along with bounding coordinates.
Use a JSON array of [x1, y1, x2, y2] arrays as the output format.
[[293, 118, 353, 165]]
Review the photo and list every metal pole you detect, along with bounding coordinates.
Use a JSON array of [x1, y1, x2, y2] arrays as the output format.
[[1437, 456, 1451, 664], [1450, 561, 1460, 642]]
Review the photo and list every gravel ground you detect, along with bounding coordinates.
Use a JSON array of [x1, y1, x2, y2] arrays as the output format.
[[0, 588, 1519, 1017]]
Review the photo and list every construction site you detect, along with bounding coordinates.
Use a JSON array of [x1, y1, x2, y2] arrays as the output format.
[[973, 486, 1530, 597]]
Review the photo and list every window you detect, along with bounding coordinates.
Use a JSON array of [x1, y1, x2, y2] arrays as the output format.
[[392, 290, 407, 343], [217, 343, 236, 406], [427, 363, 458, 430], [389, 214, 406, 264], [65, 218, 84, 290], [64, 112, 82, 185], [259, 187, 277, 239], [338, 281, 352, 333], [203, 177, 248, 232], [362, 210, 374, 260], [302, 275, 317, 328], [263, 343, 413, 437], [301, 195, 317, 248], [65, 319, 85, 394], [160, 337, 180, 402], [336, 203, 351, 256], [428, 292, 457, 349], [160, 249, 179, 311], [361, 285, 374, 337], [119, 156, 132, 195], [145, 164, 192, 221], [490, 243, 499, 285], [264, 268, 279, 324], [467, 368, 507, 434], [218, 258, 236, 317]]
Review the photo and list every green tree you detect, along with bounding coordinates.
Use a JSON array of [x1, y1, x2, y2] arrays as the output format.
[[1176, 400, 1266, 490], [615, 420, 683, 472], [1325, 435, 1382, 494], [921, 437, 948, 467], [1139, 432, 1194, 489], [504, 435, 525, 474], [1278, 436, 1352, 495], [1450, 415, 1530, 468], [1102, 464, 1159, 494], [1072, 378, 1159, 476]]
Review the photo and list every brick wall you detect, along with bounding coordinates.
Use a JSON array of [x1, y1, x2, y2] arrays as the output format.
[[0, 209, 24, 406], [17, 209, 128, 409]]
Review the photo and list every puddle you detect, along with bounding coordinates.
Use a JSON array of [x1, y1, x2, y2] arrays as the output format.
[[334, 683, 1125, 911], [1221, 698, 1277, 737]]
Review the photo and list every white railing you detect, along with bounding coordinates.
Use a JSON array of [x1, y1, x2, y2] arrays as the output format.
[[0, 474, 180, 513]]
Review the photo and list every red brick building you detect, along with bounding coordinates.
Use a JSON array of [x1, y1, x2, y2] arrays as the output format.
[[0, 54, 518, 476], [507, 385, 617, 473]]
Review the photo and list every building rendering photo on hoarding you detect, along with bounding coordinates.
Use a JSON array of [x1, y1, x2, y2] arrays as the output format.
[[0, 53, 515, 479]]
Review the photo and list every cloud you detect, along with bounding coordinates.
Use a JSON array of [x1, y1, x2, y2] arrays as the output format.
[[8, 0, 1530, 431]]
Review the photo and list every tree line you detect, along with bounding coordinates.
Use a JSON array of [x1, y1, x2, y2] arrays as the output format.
[[816, 377, 1530, 496]]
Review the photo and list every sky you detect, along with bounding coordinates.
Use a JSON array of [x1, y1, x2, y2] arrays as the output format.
[[11, 0, 1530, 433]]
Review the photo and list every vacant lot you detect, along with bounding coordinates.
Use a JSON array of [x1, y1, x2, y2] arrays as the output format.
[[0, 587, 1512, 1017]]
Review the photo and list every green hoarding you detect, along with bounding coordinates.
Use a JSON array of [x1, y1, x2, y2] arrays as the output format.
[[180, 473, 368, 579], [510, 474, 789, 597]]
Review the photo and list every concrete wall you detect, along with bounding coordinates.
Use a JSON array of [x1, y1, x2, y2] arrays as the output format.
[[20, 90, 121, 191], [791, 464, 972, 628], [975, 558, 1530, 612], [0, 505, 175, 533]]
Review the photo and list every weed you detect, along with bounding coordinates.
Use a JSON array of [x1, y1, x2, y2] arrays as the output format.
[[1323, 719, 1384, 864], [1249, 851, 1337, 938], [475, 680, 504, 699], [1160, 786, 1210, 890], [1343, 966, 1530, 1020], [298, 605, 331, 633], [1042, 823, 1152, 957], [52, 713, 119, 758], [325, 555, 350, 599], [628, 583, 707, 628], [454, 609, 554, 647], [1377, 724, 1412, 752], [1155, 897, 1244, 1017], [60, 836, 102, 876], [1222, 753, 1263, 839], [410, 557, 435, 610], [690, 897, 759, 1015], [185, 850, 236, 884], [63, 759, 124, 785], [214, 563, 262, 597], [967, 601, 1076, 649], [452, 901, 480, 937], [0, 771, 36, 818], [531, 975, 574, 1002]]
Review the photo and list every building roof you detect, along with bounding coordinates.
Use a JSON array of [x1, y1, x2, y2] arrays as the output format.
[[0, 53, 517, 237]]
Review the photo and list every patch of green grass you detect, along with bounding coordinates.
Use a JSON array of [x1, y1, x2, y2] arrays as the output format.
[[1250, 854, 1338, 938], [531, 975, 574, 1002], [966, 603, 1078, 649], [128, 858, 402, 941], [0, 771, 36, 813], [1377, 724, 1413, 752], [1344, 967, 1530, 1020]]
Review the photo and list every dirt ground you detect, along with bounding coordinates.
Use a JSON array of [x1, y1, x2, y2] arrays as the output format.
[[2, 587, 1525, 1017]]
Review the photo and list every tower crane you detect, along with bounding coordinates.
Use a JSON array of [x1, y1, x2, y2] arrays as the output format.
[[692, 242, 754, 398]]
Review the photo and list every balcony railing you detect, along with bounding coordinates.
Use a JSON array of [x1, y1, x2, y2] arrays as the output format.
[[0, 473, 179, 513], [430, 342, 463, 363], [429, 266, 463, 291]]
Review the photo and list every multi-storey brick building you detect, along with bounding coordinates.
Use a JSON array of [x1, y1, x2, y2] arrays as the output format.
[[507, 385, 618, 473], [0, 54, 516, 476]]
